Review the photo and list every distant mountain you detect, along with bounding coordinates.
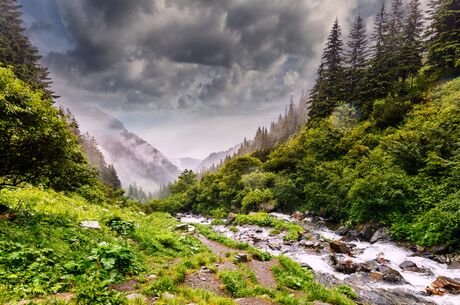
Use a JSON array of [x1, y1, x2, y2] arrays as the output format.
[[66, 106, 180, 192], [195, 145, 240, 172], [173, 157, 202, 171], [196, 94, 308, 173]]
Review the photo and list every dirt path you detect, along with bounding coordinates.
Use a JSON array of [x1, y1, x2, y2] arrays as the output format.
[[197, 235, 279, 292], [236, 297, 276, 305], [246, 259, 279, 289]]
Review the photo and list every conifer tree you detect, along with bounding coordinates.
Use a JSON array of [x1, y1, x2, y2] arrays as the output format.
[[387, 0, 406, 80], [345, 14, 368, 102], [363, 2, 393, 105], [400, 0, 424, 81], [309, 19, 344, 119], [0, 0, 53, 96], [426, 0, 460, 76]]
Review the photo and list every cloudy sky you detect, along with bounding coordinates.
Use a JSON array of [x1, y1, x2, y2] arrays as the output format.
[[19, 0, 396, 159]]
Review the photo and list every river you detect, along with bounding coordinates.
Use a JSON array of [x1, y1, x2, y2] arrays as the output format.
[[180, 213, 460, 305]]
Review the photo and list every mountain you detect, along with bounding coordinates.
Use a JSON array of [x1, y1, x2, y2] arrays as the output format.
[[195, 145, 240, 172], [173, 157, 202, 171], [66, 106, 180, 192]]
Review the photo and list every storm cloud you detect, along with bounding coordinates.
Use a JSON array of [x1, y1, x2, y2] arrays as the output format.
[[21, 0, 416, 158], [41, 0, 386, 114]]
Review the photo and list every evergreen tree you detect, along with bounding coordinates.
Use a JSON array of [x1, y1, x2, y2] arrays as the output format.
[[363, 2, 393, 105], [426, 0, 460, 76], [345, 14, 368, 102], [400, 0, 424, 82], [309, 19, 344, 119], [387, 0, 406, 80], [0, 0, 53, 96]]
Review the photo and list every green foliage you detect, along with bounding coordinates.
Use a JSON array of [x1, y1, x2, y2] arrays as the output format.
[[241, 189, 274, 213], [88, 242, 140, 276], [106, 217, 136, 236], [410, 191, 460, 246], [0, 66, 96, 190], [76, 275, 126, 305], [218, 270, 249, 297], [334, 285, 357, 300], [234, 212, 304, 241], [0, 242, 66, 297], [161, 77, 460, 249]]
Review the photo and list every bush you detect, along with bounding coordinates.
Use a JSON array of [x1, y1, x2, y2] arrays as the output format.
[[410, 191, 460, 247]]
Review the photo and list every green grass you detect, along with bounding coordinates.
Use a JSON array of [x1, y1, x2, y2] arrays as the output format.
[[233, 212, 305, 241], [0, 186, 355, 305], [0, 186, 213, 304]]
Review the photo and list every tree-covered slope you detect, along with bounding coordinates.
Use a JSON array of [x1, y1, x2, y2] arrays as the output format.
[[151, 77, 460, 249]]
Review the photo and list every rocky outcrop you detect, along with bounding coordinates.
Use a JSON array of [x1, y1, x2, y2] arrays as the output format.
[[370, 227, 390, 243], [426, 276, 460, 296], [329, 240, 352, 255]]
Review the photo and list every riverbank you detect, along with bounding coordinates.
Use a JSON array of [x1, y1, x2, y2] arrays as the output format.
[[179, 212, 460, 305]]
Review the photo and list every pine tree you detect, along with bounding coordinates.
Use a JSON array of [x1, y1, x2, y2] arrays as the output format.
[[386, 0, 406, 80], [373, 2, 390, 54], [0, 0, 53, 96], [426, 0, 460, 76], [345, 14, 368, 103], [363, 2, 394, 104], [309, 19, 344, 119], [400, 0, 424, 81]]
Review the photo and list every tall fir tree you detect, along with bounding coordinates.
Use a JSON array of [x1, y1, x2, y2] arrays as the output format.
[[386, 0, 406, 80], [309, 18, 344, 119], [400, 0, 424, 81], [425, 0, 460, 77], [0, 0, 53, 96], [345, 14, 368, 103]]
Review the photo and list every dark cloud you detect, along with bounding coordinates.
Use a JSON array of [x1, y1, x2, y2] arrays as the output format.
[[39, 0, 417, 114], [28, 20, 52, 33]]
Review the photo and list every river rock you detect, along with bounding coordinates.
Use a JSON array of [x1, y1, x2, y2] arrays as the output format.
[[426, 276, 460, 295], [333, 259, 362, 274], [268, 238, 283, 250], [359, 223, 382, 241], [235, 253, 248, 262], [370, 227, 390, 243], [399, 260, 416, 269], [329, 240, 352, 255], [291, 211, 305, 221], [373, 265, 407, 283], [225, 213, 237, 225], [336, 226, 349, 236]]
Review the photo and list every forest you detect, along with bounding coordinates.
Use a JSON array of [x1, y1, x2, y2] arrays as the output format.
[[0, 0, 459, 304], [150, 0, 460, 248]]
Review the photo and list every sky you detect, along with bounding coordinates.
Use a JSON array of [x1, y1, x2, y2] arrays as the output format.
[[18, 0, 407, 159]]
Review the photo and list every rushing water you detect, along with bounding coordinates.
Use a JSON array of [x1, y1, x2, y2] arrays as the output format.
[[180, 213, 460, 305]]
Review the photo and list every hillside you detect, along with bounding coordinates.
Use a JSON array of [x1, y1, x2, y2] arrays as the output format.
[[69, 107, 181, 192]]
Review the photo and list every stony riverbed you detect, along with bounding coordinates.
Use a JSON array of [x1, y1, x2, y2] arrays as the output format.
[[179, 212, 460, 305]]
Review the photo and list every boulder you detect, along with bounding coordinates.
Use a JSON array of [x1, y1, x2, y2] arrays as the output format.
[[373, 265, 407, 283], [329, 240, 352, 255], [291, 211, 305, 221], [336, 226, 349, 236], [426, 276, 460, 295], [359, 223, 382, 241], [370, 227, 390, 243], [225, 213, 237, 225], [175, 223, 188, 231], [235, 253, 248, 262], [399, 261, 417, 270], [333, 259, 361, 274]]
